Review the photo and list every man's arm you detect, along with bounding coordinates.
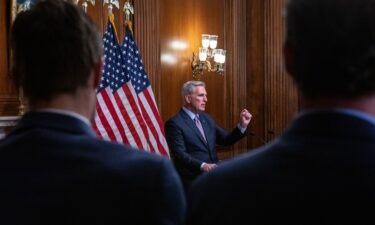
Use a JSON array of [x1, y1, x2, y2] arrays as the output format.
[[215, 109, 252, 146]]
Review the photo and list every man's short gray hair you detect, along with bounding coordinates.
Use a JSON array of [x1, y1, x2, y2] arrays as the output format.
[[181, 80, 206, 98]]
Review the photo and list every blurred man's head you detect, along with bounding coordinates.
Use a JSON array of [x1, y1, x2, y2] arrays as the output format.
[[182, 80, 207, 114], [10, 0, 103, 116], [285, 0, 375, 100]]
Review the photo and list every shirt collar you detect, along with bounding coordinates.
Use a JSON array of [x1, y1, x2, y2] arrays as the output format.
[[36, 108, 91, 125], [182, 107, 198, 120], [299, 108, 375, 126]]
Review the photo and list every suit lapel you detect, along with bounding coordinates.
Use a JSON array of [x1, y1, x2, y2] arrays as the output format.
[[180, 110, 209, 147]]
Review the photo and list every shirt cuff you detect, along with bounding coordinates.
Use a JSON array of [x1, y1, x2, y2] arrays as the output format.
[[237, 123, 247, 134], [200, 162, 206, 171]]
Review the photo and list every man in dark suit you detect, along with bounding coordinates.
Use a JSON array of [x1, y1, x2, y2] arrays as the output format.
[[0, 1, 186, 225], [165, 80, 252, 191], [187, 0, 375, 224]]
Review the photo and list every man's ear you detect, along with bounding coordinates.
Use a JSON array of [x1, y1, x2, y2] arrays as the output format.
[[92, 57, 104, 88], [185, 95, 191, 104], [283, 41, 295, 76]]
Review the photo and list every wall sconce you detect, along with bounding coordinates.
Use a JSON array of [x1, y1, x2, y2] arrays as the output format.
[[191, 34, 226, 80]]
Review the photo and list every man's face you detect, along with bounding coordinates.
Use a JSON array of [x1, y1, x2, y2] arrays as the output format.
[[186, 86, 207, 113]]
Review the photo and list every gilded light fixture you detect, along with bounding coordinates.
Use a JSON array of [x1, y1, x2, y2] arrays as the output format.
[[191, 34, 226, 80]]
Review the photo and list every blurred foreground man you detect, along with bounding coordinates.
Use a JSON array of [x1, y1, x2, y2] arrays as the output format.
[[0, 1, 186, 225], [188, 0, 375, 224]]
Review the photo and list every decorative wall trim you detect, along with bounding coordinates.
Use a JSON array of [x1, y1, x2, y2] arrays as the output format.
[[134, 0, 161, 111], [0, 116, 20, 128], [0, 96, 21, 116], [216, 0, 247, 159], [264, 0, 298, 141], [232, 0, 247, 154], [0, 115, 20, 139]]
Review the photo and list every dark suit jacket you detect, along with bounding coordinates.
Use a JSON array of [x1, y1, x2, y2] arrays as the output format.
[[188, 111, 375, 225], [165, 109, 246, 190], [0, 112, 186, 225]]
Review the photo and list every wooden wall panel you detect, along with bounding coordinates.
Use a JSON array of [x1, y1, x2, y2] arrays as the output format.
[[218, 0, 248, 159], [134, 0, 161, 108], [246, 0, 266, 148], [159, 0, 226, 127], [264, 0, 298, 141], [0, 1, 8, 80], [246, 0, 299, 150], [0, 0, 19, 116], [85, 1, 103, 35]]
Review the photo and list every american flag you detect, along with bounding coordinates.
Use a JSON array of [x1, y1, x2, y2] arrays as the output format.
[[93, 16, 170, 157]]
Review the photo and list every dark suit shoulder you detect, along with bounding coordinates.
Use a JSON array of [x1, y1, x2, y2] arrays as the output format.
[[166, 109, 187, 121], [79, 136, 171, 169], [165, 110, 190, 129]]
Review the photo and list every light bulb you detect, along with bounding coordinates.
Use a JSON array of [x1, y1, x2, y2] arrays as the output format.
[[209, 35, 218, 49], [202, 34, 210, 48]]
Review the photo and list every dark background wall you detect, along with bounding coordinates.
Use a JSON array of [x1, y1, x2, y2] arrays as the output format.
[[0, 0, 299, 160]]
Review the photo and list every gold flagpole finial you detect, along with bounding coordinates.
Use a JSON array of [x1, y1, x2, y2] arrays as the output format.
[[75, 0, 96, 13], [82, 0, 95, 13], [103, 0, 119, 16], [124, 1, 134, 22], [123, 1, 134, 34]]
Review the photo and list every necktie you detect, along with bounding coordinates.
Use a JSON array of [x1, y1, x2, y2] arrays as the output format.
[[194, 115, 207, 143]]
